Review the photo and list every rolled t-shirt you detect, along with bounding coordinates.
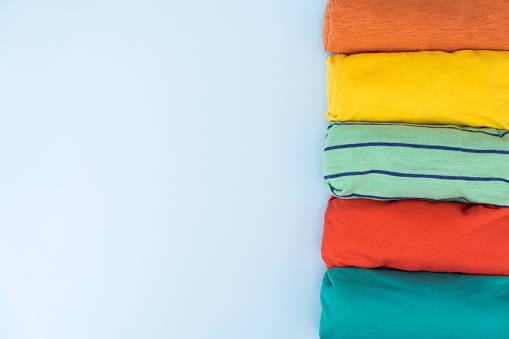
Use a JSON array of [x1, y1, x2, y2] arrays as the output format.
[[323, 0, 509, 54], [324, 121, 509, 206], [326, 50, 509, 130], [320, 267, 509, 338], [322, 197, 509, 276]]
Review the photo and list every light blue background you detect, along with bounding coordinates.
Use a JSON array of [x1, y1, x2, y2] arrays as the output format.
[[0, 1, 329, 338]]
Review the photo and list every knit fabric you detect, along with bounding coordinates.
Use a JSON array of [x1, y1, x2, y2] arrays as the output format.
[[323, 0, 509, 54], [322, 197, 509, 276], [320, 267, 509, 338], [326, 50, 509, 129], [324, 121, 509, 206]]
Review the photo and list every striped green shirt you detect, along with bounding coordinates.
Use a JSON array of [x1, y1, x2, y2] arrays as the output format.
[[324, 121, 509, 206]]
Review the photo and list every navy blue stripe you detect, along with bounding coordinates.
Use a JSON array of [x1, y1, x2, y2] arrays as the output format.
[[327, 122, 509, 138], [328, 187, 508, 207], [324, 170, 509, 184], [324, 142, 509, 155], [328, 185, 336, 197], [331, 187, 440, 202], [340, 193, 477, 204]]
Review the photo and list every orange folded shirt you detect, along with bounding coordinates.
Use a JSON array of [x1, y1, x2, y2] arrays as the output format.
[[322, 198, 509, 276], [323, 0, 509, 54]]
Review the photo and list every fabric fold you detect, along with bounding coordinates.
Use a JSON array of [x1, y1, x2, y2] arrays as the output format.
[[320, 267, 509, 338], [323, 0, 509, 54], [322, 197, 509, 276], [324, 121, 509, 206], [326, 50, 509, 130]]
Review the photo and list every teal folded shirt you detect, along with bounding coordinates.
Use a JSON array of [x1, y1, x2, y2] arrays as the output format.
[[320, 267, 509, 338], [324, 122, 509, 206]]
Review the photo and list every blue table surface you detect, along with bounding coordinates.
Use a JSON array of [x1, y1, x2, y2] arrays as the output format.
[[0, 1, 328, 338]]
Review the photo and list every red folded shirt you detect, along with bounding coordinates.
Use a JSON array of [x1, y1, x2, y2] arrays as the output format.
[[322, 197, 509, 275]]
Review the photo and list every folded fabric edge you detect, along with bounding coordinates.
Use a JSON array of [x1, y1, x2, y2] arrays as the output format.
[[323, 0, 332, 52]]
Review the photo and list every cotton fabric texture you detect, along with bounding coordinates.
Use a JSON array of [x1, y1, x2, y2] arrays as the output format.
[[324, 121, 509, 206], [323, 0, 509, 54], [322, 197, 509, 276], [326, 50, 509, 130], [320, 267, 509, 338]]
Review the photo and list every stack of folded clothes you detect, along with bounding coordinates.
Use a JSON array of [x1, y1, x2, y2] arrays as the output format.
[[319, 1, 509, 337]]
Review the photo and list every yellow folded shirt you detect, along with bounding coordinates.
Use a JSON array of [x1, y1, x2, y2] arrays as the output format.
[[327, 50, 509, 129]]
